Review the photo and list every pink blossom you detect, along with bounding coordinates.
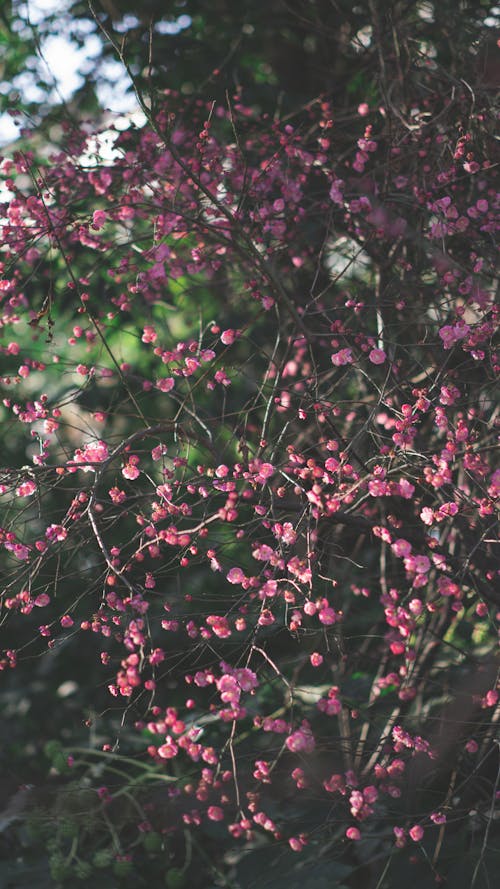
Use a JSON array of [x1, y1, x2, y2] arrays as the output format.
[[253, 760, 271, 782], [207, 806, 224, 821], [157, 377, 175, 392], [142, 325, 157, 343], [272, 521, 297, 544], [206, 615, 231, 638], [439, 384, 460, 405], [318, 604, 338, 625], [409, 824, 424, 842], [253, 543, 275, 561], [363, 785, 378, 804], [158, 737, 178, 758], [92, 210, 106, 229], [346, 827, 361, 840], [331, 348, 353, 366], [398, 479, 415, 499], [122, 462, 140, 480], [200, 349, 216, 362], [34, 594, 50, 607], [234, 668, 258, 691], [16, 480, 36, 497], [430, 812, 447, 825], [325, 457, 339, 473], [420, 507, 434, 525], [439, 322, 470, 350], [393, 827, 406, 847], [227, 566, 246, 584], [323, 773, 345, 794], [404, 556, 431, 574], [71, 440, 109, 471], [391, 539, 412, 558], [253, 461, 274, 483], [151, 444, 168, 461], [317, 691, 341, 716], [45, 524, 68, 542], [329, 179, 345, 205], [482, 689, 499, 708], [369, 348, 386, 365], [285, 723, 315, 753], [221, 329, 236, 345], [217, 674, 241, 704], [368, 478, 390, 496]]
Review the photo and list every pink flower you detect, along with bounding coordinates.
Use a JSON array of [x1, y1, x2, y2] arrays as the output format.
[[16, 480, 36, 497], [234, 668, 258, 691], [463, 161, 480, 173], [122, 460, 140, 480], [92, 210, 106, 229], [405, 554, 430, 574], [331, 348, 353, 366], [438, 322, 470, 350], [217, 674, 241, 704], [253, 461, 274, 483], [158, 737, 178, 759], [329, 179, 345, 205], [4, 542, 30, 561], [346, 827, 361, 840], [151, 444, 168, 461], [369, 348, 386, 365], [318, 604, 338, 625], [285, 723, 315, 753], [207, 806, 224, 821], [227, 566, 246, 584], [363, 785, 378, 804], [398, 479, 414, 499], [157, 377, 175, 392], [482, 689, 499, 708], [34, 594, 50, 607], [409, 824, 424, 842], [45, 524, 68, 542], [206, 615, 231, 638], [142, 325, 157, 343], [391, 538, 412, 558], [221, 329, 236, 345], [420, 507, 434, 525], [393, 827, 406, 847], [323, 773, 344, 794]]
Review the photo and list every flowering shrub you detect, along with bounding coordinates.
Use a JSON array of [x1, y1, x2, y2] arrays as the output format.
[[0, 13, 499, 888]]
